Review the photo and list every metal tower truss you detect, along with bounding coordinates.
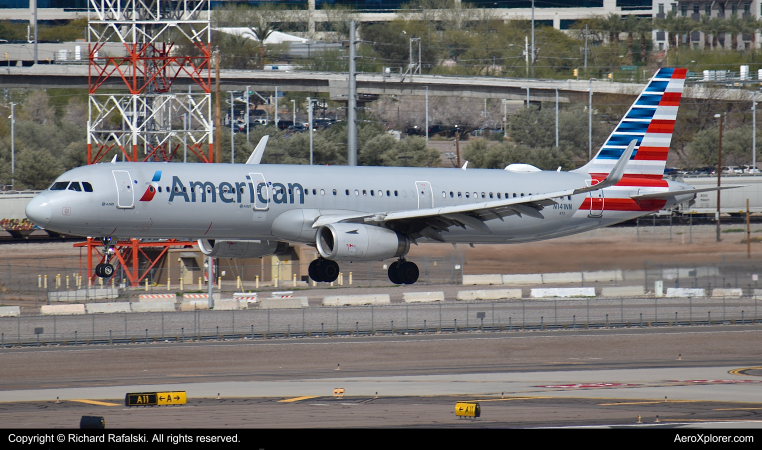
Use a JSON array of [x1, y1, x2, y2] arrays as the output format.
[[87, 0, 213, 164]]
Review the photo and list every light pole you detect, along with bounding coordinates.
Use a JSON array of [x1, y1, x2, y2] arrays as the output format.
[[554, 88, 559, 148], [9, 103, 14, 190], [307, 97, 314, 165], [229, 91, 235, 163], [425, 86, 429, 145], [245, 85, 250, 144], [753, 90, 759, 172], [291, 99, 296, 127], [715, 112, 724, 242], [588, 78, 595, 157]]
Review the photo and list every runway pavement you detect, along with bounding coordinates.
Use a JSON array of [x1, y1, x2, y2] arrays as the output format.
[[1, 325, 762, 428]]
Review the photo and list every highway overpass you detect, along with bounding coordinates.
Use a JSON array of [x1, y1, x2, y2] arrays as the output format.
[[0, 63, 745, 105]]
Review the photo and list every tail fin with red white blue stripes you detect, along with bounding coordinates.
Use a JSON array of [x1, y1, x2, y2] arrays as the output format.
[[574, 67, 686, 180]]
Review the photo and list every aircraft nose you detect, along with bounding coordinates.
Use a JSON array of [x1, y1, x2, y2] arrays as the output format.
[[25, 194, 52, 228]]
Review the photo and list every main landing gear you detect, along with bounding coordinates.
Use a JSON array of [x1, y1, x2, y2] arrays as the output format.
[[388, 259, 419, 285], [95, 236, 116, 278], [309, 258, 340, 283]]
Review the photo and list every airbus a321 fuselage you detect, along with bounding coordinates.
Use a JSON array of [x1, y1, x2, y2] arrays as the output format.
[[26, 68, 707, 284]]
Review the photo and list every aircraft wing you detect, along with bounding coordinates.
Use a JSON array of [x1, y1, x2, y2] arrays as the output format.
[[310, 141, 637, 241]]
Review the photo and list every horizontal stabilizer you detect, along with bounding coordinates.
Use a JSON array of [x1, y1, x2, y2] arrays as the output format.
[[631, 185, 742, 200]]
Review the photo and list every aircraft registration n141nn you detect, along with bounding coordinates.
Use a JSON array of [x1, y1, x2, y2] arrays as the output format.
[[25, 68, 722, 284]]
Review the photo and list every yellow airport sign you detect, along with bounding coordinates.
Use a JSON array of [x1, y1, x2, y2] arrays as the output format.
[[158, 391, 187, 405], [125, 391, 187, 407], [333, 388, 345, 398], [455, 402, 481, 418]]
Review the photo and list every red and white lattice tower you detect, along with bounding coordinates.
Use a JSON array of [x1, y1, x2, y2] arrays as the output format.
[[87, 0, 213, 164]]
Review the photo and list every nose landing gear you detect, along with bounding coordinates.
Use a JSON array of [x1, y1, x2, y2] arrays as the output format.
[[388, 259, 419, 285], [95, 236, 116, 278], [308, 258, 340, 283]]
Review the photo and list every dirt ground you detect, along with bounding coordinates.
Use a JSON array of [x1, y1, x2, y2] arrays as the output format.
[[1, 223, 759, 275]]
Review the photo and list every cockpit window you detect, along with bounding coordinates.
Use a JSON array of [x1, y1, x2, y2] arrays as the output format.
[[82, 182, 93, 192], [68, 182, 82, 192], [50, 181, 69, 190]]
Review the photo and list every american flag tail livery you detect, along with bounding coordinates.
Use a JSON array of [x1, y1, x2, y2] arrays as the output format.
[[574, 67, 686, 181]]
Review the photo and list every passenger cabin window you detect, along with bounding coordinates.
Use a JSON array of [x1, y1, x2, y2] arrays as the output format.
[[333, 189, 337, 195], [345, 189, 350, 195]]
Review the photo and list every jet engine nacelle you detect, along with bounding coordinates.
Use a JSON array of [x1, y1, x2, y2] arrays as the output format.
[[197, 239, 290, 258], [316, 223, 409, 261]]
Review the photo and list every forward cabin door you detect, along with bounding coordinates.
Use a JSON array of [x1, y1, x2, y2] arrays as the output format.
[[248, 172, 269, 211], [416, 181, 433, 209], [113, 170, 135, 209]]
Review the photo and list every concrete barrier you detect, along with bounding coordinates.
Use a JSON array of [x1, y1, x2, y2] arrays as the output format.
[[85, 302, 131, 314], [501, 274, 543, 285], [530, 288, 596, 298], [755, 289, 762, 298], [622, 270, 646, 282], [601, 286, 645, 297], [456, 289, 522, 301], [462, 274, 504, 285], [322, 294, 391, 306], [0, 306, 21, 317], [131, 301, 176, 312], [179, 300, 210, 311], [541, 272, 583, 284], [665, 288, 706, 298], [41, 304, 86, 315], [213, 299, 247, 310], [47, 288, 119, 302], [582, 270, 623, 282], [139, 294, 177, 302], [258, 297, 309, 309], [403, 291, 445, 303], [233, 293, 258, 305], [712, 288, 743, 298]]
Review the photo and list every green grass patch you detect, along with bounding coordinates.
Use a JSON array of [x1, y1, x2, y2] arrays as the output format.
[[722, 228, 745, 233]]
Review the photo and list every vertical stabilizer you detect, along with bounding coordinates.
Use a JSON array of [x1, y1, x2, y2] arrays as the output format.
[[574, 68, 686, 179]]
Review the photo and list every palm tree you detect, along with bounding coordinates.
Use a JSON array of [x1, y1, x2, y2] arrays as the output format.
[[706, 17, 728, 49], [698, 13, 712, 49], [741, 15, 760, 50], [621, 14, 639, 61], [601, 13, 623, 44], [248, 11, 277, 69], [725, 13, 744, 50]]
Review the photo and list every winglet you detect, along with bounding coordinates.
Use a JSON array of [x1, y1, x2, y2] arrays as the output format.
[[111, 154, 117, 164], [573, 139, 636, 195], [462, 161, 468, 170], [246, 135, 269, 164]]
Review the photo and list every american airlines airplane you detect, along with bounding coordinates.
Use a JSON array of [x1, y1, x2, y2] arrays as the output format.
[[24, 68, 720, 285]]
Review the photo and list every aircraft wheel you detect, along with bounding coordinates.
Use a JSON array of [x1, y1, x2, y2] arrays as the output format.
[[388, 261, 402, 284], [397, 261, 419, 285], [308, 259, 324, 282], [94, 264, 104, 277], [322, 260, 340, 283], [101, 264, 114, 278]]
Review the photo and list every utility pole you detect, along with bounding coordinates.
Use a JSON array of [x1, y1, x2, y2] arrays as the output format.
[[753, 90, 759, 171], [584, 24, 588, 71], [274, 86, 279, 129], [291, 99, 296, 127], [588, 78, 596, 160], [31, 0, 37, 64], [246, 85, 250, 144], [531, 0, 535, 78], [348, 20, 358, 166], [716, 112, 724, 242]]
